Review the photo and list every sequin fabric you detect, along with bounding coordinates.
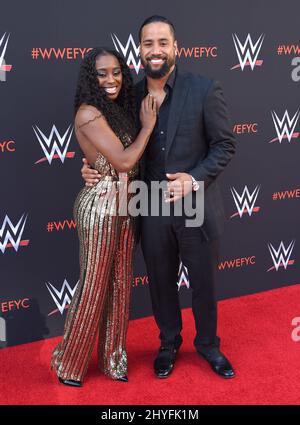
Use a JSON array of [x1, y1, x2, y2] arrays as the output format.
[[51, 131, 138, 383]]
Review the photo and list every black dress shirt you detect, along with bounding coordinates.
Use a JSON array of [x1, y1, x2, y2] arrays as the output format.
[[144, 67, 176, 184]]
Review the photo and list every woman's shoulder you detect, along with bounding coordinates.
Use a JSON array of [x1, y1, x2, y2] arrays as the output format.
[[76, 104, 102, 120], [75, 104, 104, 131]]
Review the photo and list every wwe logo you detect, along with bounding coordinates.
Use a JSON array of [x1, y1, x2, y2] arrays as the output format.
[[46, 279, 79, 315], [270, 110, 300, 143], [0, 32, 9, 68], [0, 32, 12, 81], [0, 214, 29, 254], [33, 124, 75, 164], [177, 262, 190, 290], [231, 33, 264, 71], [230, 185, 261, 218], [267, 240, 296, 272], [111, 33, 142, 74]]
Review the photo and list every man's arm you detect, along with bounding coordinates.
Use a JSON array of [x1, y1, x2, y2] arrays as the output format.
[[81, 158, 101, 187], [189, 80, 236, 189]]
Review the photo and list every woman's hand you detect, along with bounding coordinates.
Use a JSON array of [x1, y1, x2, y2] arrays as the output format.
[[139, 94, 157, 133]]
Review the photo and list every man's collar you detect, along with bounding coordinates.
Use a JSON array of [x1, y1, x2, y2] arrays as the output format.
[[143, 65, 177, 94], [166, 65, 176, 89]]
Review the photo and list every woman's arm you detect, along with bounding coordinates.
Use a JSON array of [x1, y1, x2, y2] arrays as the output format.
[[76, 95, 156, 173]]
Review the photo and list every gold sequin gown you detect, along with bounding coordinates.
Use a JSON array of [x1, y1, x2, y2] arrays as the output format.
[[51, 132, 138, 382]]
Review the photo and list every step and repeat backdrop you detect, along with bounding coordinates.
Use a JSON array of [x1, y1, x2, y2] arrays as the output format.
[[1, 0, 299, 347]]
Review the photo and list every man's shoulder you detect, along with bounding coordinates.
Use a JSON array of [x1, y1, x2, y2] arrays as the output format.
[[179, 69, 215, 90]]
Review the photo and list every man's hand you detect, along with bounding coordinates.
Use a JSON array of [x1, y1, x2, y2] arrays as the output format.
[[81, 158, 101, 187], [165, 172, 193, 202]]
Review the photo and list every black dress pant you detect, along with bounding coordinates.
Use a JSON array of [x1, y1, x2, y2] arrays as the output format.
[[141, 204, 220, 351]]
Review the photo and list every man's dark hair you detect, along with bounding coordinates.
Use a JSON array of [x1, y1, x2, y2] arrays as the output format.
[[138, 15, 176, 41]]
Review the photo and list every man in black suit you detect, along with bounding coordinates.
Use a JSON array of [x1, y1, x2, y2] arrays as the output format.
[[82, 15, 236, 379]]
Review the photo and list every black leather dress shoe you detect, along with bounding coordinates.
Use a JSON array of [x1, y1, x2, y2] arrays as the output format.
[[197, 347, 235, 379], [58, 377, 82, 387], [154, 346, 180, 379], [117, 375, 128, 382]]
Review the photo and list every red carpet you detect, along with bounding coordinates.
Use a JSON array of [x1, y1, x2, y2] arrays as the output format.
[[1, 284, 300, 405]]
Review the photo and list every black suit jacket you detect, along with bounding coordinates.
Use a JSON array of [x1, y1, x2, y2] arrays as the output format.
[[134, 67, 236, 241]]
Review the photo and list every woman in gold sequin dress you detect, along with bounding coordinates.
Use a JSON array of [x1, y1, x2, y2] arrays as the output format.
[[51, 48, 156, 387]]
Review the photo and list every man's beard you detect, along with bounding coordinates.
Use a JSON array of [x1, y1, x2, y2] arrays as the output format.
[[142, 56, 175, 79]]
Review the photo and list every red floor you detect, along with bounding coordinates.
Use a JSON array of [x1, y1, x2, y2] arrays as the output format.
[[1, 284, 300, 405]]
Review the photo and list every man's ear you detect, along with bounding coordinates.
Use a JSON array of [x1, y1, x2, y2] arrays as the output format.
[[174, 40, 178, 55]]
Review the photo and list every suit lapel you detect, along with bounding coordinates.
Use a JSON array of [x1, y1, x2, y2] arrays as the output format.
[[165, 70, 190, 157]]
